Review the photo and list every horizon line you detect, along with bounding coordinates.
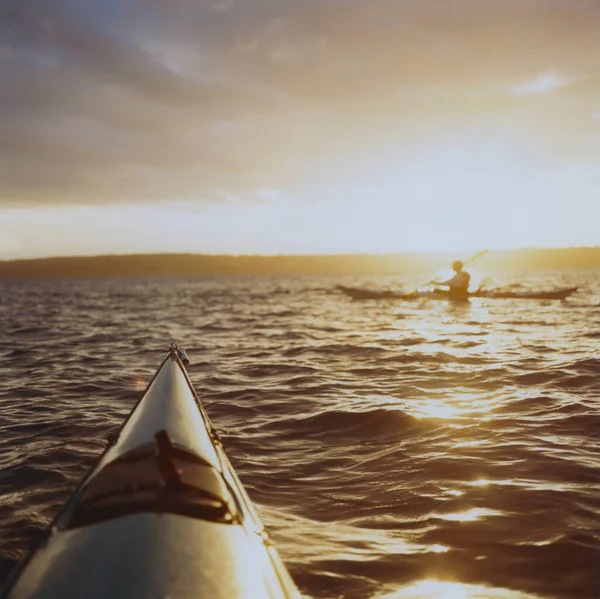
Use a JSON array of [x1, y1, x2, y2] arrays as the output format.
[[2, 245, 600, 263]]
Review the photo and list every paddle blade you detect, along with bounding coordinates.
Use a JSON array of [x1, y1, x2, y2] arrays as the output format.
[[464, 249, 488, 265]]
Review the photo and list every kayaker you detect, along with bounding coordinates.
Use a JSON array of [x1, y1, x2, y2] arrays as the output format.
[[433, 260, 471, 298]]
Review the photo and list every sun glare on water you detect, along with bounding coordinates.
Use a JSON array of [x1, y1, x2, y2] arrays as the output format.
[[376, 580, 542, 599], [414, 400, 463, 419], [435, 508, 502, 522], [132, 376, 148, 391]]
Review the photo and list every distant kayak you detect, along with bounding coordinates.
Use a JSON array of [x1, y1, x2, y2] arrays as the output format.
[[2, 345, 300, 599], [337, 285, 578, 301]]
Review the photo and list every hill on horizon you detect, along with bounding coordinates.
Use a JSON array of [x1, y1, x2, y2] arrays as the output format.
[[0, 247, 599, 280]]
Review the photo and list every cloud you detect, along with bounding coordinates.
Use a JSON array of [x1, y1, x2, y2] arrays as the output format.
[[511, 72, 569, 95], [2, 0, 600, 206]]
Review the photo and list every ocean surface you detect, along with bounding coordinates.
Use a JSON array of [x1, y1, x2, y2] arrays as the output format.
[[0, 270, 599, 598]]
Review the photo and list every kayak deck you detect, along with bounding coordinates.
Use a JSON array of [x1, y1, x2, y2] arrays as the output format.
[[3, 347, 300, 599], [336, 285, 578, 301]]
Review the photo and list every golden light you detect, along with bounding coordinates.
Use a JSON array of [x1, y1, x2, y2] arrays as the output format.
[[453, 440, 489, 449], [412, 399, 464, 420], [435, 508, 502, 522], [445, 489, 464, 497], [132, 376, 148, 391], [376, 580, 542, 599]]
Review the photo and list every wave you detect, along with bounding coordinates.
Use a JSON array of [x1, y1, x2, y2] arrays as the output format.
[[278, 408, 420, 440], [1, 272, 599, 599]]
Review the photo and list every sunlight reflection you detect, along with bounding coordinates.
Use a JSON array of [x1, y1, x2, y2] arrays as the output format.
[[436, 508, 502, 522], [263, 509, 453, 562], [413, 400, 463, 419], [453, 440, 488, 448], [379, 330, 405, 341], [464, 478, 574, 492], [376, 579, 542, 598], [132, 376, 147, 391], [467, 479, 516, 487], [411, 393, 497, 421]]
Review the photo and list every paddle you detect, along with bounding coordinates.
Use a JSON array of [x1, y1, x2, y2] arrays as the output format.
[[403, 249, 489, 296]]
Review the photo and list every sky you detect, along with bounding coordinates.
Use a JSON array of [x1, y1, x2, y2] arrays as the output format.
[[2, 0, 600, 259]]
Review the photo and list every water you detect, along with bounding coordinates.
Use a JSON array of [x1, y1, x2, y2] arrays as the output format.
[[0, 271, 598, 598]]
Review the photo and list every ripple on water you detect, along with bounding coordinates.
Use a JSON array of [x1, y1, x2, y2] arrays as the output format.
[[0, 271, 599, 599]]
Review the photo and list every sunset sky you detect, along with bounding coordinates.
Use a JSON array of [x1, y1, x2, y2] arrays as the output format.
[[2, 0, 600, 259]]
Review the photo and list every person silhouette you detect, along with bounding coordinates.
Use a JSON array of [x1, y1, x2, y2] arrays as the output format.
[[434, 260, 471, 299]]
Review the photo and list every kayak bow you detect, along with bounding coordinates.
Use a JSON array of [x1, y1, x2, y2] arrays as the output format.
[[2, 345, 300, 599]]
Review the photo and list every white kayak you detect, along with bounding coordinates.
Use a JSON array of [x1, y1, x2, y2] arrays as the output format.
[[2, 345, 301, 599], [337, 284, 578, 301]]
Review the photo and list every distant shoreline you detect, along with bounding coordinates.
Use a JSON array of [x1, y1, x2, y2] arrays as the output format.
[[0, 248, 599, 279]]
